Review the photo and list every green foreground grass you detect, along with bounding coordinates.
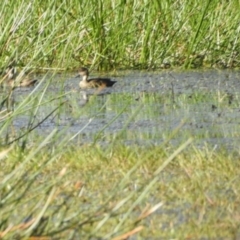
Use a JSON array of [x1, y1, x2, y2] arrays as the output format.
[[0, 0, 240, 71], [1, 141, 240, 239]]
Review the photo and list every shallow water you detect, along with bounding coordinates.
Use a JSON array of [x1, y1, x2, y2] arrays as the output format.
[[1, 69, 240, 150]]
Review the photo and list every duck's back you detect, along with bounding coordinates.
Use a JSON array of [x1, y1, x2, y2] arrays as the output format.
[[79, 78, 116, 89], [88, 78, 116, 87]]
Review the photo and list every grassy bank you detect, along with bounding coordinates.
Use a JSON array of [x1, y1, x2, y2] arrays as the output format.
[[1, 141, 240, 239], [0, 0, 239, 70]]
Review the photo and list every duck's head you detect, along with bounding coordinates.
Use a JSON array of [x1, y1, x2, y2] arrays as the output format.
[[5, 65, 17, 79], [76, 67, 89, 77]]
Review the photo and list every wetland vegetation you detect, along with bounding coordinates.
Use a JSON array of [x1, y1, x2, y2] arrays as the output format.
[[1, 0, 240, 239], [0, 0, 239, 70]]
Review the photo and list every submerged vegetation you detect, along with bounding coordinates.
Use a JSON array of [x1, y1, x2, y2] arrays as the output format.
[[0, 0, 239, 70], [0, 0, 240, 239]]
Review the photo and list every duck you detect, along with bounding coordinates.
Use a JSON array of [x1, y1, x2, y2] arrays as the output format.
[[4, 65, 38, 88], [76, 67, 116, 89]]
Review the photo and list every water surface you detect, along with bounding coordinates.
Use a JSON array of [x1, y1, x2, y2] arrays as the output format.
[[1, 69, 240, 150]]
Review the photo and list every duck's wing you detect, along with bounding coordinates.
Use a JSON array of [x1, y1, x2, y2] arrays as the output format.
[[86, 78, 107, 87], [88, 77, 111, 82]]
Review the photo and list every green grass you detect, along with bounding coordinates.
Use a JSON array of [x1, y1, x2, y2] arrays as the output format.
[[1, 0, 240, 238], [0, 0, 239, 71], [1, 140, 240, 239]]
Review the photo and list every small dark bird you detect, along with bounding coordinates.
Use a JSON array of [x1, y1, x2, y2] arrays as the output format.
[[76, 67, 116, 89], [4, 65, 38, 88]]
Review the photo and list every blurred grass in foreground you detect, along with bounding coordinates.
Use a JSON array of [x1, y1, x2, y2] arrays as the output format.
[[1, 139, 240, 239]]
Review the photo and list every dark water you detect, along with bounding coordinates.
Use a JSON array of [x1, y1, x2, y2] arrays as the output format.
[[1, 69, 240, 150]]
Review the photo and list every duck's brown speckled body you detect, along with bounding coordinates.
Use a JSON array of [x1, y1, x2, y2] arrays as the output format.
[[4, 66, 38, 88]]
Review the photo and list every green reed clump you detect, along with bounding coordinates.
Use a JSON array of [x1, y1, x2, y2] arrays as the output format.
[[0, 0, 239, 70]]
